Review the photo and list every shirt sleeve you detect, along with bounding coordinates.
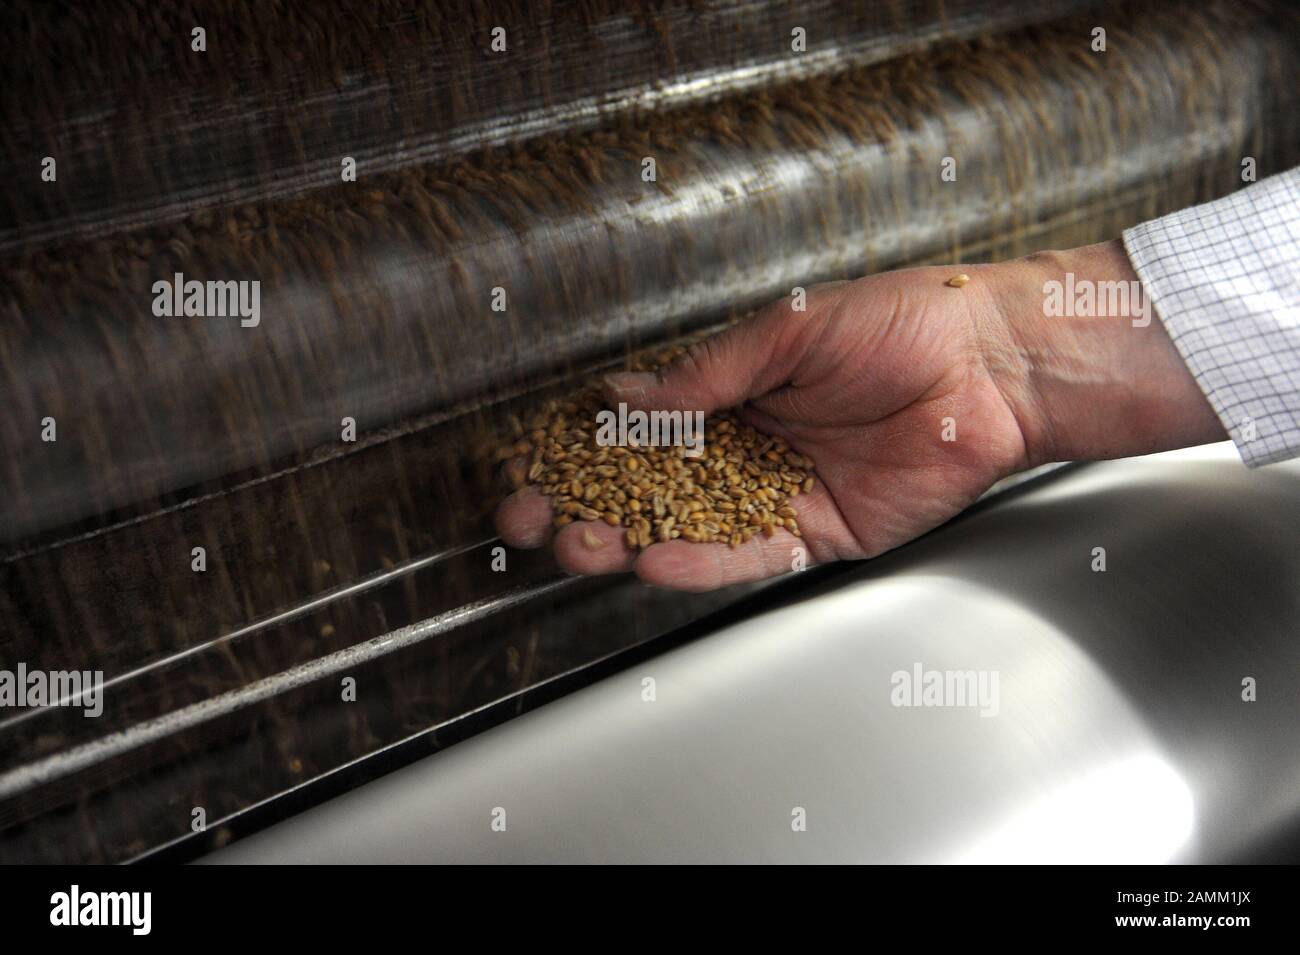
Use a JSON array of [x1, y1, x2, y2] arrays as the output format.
[[1122, 168, 1300, 467]]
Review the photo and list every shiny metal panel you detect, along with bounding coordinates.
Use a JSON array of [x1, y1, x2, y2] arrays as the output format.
[[207, 443, 1300, 863]]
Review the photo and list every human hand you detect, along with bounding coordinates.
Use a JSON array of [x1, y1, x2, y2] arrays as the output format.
[[496, 240, 1223, 590]]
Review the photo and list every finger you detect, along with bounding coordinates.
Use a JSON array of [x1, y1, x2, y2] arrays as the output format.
[[603, 282, 851, 415], [633, 530, 814, 592], [735, 403, 810, 450], [632, 484, 850, 591], [553, 520, 638, 575], [494, 486, 554, 549]]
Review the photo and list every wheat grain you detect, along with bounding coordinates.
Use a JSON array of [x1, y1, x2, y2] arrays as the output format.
[[499, 348, 814, 549]]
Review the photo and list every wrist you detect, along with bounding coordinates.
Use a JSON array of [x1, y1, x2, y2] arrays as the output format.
[[985, 240, 1226, 468]]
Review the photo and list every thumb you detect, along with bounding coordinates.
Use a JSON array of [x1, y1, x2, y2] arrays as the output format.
[[603, 305, 808, 415]]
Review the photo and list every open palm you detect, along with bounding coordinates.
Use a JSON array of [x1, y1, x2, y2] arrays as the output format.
[[496, 264, 1030, 590]]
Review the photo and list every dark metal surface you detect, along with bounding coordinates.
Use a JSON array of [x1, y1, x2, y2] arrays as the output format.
[[4, 0, 1102, 253], [0, 537, 773, 862], [4, 1, 1296, 543]]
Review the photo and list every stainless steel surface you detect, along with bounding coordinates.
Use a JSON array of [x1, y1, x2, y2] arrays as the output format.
[[205, 443, 1300, 863]]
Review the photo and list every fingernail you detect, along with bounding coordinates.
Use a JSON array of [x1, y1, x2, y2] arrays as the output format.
[[503, 458, 527, 489], [603, 371, 657, 398]]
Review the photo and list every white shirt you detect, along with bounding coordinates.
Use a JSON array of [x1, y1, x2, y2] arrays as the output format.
[[1124, 168, 1300, 467]]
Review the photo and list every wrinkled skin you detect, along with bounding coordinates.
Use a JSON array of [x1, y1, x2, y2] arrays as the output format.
[[496, 241, 1224, 591]]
